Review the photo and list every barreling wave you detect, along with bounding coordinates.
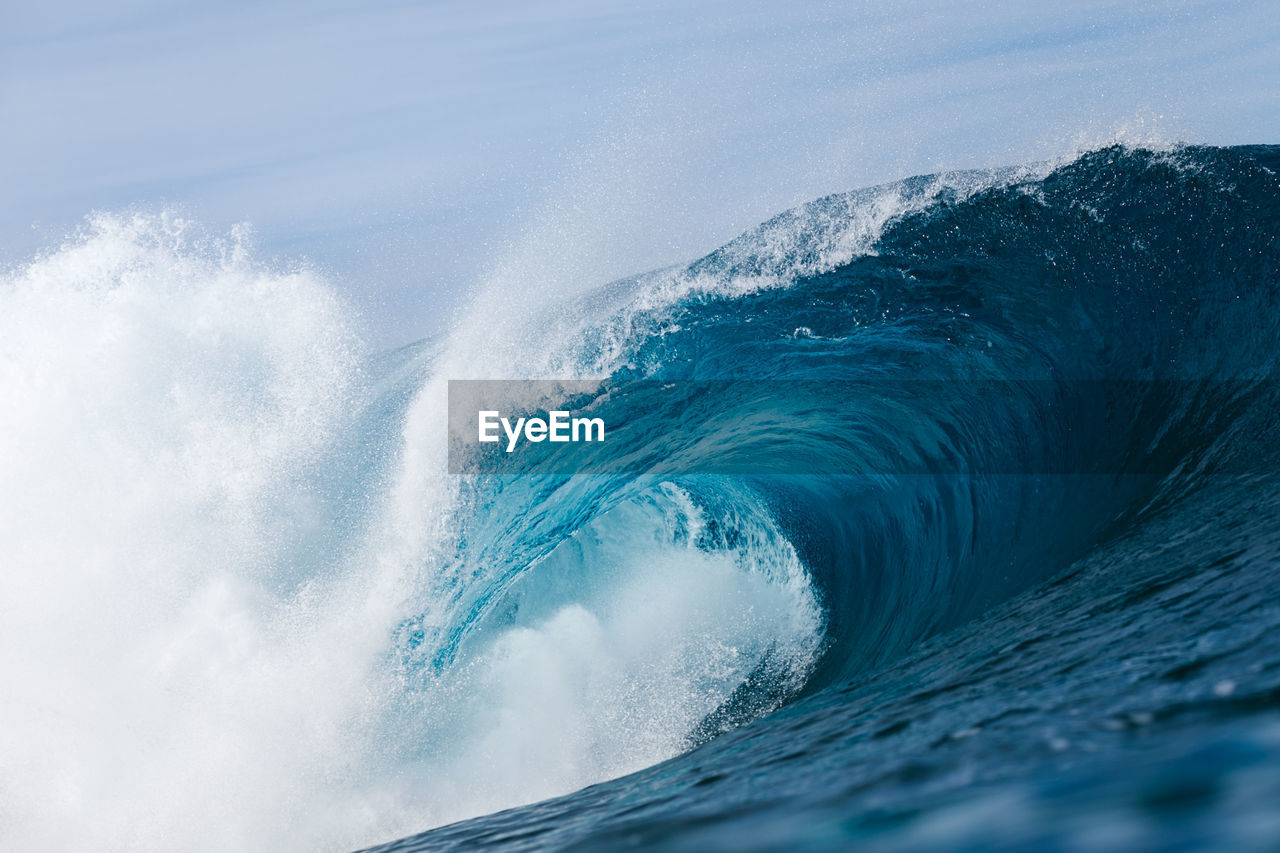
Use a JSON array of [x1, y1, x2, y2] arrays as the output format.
[[378, 142, 1280, 849], [2, 143, 1279, 853]]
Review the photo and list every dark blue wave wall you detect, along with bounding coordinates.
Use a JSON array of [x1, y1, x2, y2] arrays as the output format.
[[381, 144, 1280, 851]]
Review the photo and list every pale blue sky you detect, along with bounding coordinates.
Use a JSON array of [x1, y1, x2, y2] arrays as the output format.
[[3, 0, 1277, 344]]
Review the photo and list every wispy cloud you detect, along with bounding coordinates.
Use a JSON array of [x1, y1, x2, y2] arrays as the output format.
[[2, 0, 1276, 344]]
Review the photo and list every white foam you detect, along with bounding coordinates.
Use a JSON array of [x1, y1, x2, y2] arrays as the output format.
[[0, 211, 826, 851], [410, 523, 821, 826], [0, 214, 403, 851]]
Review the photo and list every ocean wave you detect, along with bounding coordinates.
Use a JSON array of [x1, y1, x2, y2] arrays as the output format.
[[3, 143, 1279, 852]]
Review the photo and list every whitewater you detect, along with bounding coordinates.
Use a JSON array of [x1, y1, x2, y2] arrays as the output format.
[[2, 143, 1280, 852]]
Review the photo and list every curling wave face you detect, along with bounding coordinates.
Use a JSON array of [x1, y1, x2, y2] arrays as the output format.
[[380, 143, 1280, 850], [3, 144, 1280, 852]]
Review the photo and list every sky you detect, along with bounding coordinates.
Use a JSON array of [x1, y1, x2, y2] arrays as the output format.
[[2, 0, 1277, 346]]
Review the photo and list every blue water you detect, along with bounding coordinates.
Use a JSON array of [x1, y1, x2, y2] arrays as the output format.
[[365, 144, 1280, 851], [4, 143, 1277, 852]]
